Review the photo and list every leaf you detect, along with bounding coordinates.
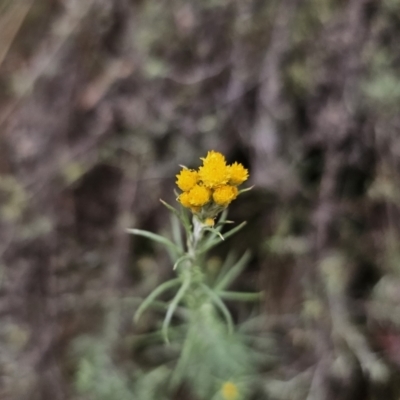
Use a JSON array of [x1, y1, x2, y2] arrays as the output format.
[[214, 251, 237, 286], [238, 185, 254, 195], [203, 227, 224, 241], [180, 207, 192, 235], [123, 298, 189, 319], [201, 224, 224, 250], [200, 283, 233, 334], [169, 325, 195, 390], [218, 209, 229, 224], [173, 254, 192, 270], [134, 278, 181, 322], [131, 325, 186, 346], [162, 275, 191, 343], [171, 213, 183, 252], [217, 291, 262, 302], [199, 221, 247, 253], [214, 250, 251, 291], [126, 228, 181, 254], [160, 199, 191, 234], [221, 221, 247, 241], [199, 210, 228, 250]]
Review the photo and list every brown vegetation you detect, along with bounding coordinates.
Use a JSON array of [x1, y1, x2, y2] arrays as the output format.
[[1, 0, 400, 399]]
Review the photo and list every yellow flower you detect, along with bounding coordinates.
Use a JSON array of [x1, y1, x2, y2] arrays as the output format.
[[205, 217, 215, 226], [213, 185, 238, 206], [176, 151, 251, 213], [176, 169, 198, 191], [221, 381, 239, 400], [198, 151, 230, 188], [188, 184, 211, 207], [201, 150, 226, 163], [228, 162, 248, 186], [178, 191, 192, 208]]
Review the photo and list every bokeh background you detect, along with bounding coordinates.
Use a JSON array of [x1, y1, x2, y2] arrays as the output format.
[[1, 0, 400, 399]]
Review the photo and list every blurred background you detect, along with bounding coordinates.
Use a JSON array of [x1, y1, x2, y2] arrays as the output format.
[[1, 0, 400, 399]]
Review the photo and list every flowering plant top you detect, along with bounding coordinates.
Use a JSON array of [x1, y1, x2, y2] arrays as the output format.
[[176, 151, 249, 224], [127, 150, 259, 399]]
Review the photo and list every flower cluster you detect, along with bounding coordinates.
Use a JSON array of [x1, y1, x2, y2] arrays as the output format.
[[176, 151, 249, 219]]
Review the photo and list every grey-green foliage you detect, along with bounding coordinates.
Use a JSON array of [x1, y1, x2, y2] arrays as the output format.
[[125, 202, 261, 399], [133, 366, 171, 400], [73, 195, 261, 400], [171, 303, 256, 399], [74, 337, 134, 400]]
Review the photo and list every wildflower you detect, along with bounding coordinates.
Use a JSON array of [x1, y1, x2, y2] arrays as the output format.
[[199, 151, 230, 188], [175, 150, 250, 216], [213, 185, 238, 206], [221, 381, 239, 400], [178, 191, 192, 208], [205, 217, 215, 226], [228, 162, 248, 186], [201, 150, 226, 165], [176, 169, 198, 192], [187, 184, 211, 207]]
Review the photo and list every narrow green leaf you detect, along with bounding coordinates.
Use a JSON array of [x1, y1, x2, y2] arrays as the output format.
[[170, 325, 195, 389], [123, 298, 189, 319], [160, 199, 191, 233], [200, 225, 223, 251], [171, 214, 183, 252], [198, 238, 219, 253], [217, 291, 263, 302], [203, 227, 224, 241], [215, 250, 251, 291], [214, 251, 237, 286], [126, 228, 181, 254], [173, 254, 191, 270], [162, 275, 191, 343], [220, 221, 247, 241], [180, 208, 192, 236], [199, 221, 247, 253], [200, 283, 233, 334], [199, 210, 228, 251], [218, 209, 229, 224], [238, 185, 254, 194], [131, 325, 187, 346], [134, 278, 181, 322]]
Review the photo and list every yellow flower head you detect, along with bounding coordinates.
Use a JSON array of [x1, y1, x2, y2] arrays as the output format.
[[178, 191, 192, 208], [213, 185, 238, 206], [205, 217, 215, 226], [176, 150, 250, 215], [228, 162, 248, 186], [187, 184, 211, 207], [198, 151, 230, 188], [201, 150, 226, 164], [176, 169, 198, 192], [221, 381, 239, 400]]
